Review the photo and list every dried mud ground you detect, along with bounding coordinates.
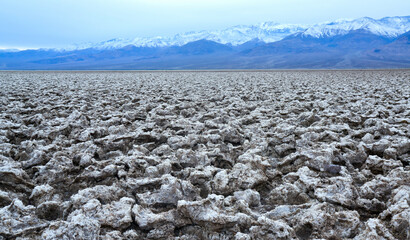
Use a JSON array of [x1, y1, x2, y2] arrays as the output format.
[[0, 70, 409, 240]]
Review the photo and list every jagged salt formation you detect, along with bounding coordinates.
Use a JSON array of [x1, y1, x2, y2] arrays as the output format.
[[0, 70, 409, 239]]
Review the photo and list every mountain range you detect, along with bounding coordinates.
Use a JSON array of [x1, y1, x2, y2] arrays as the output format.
[[1, 16, 409, 69]]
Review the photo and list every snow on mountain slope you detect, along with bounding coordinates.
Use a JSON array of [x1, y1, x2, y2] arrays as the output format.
[[68, 16, 410, 50], [301, 16, 410, 38], [70, 22, 308, 50]]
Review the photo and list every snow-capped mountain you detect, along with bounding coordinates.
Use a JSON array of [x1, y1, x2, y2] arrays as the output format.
[[69, 22, 308, 50], [2, 15, 409, 70], [301, 16, 410, 38], [68, 16, 410, 50]]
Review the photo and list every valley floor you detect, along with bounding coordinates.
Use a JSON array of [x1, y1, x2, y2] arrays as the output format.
[[0, 70, 409, 239]]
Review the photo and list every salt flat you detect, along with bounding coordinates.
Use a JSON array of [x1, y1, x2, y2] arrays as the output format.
[[0, 70, 409, 239]]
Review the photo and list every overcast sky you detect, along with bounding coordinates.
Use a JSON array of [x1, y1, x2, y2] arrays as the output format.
[[1, 0, 409, 49]]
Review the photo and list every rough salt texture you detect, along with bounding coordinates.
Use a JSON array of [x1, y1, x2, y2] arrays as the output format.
[[0, 70, 409, 239]]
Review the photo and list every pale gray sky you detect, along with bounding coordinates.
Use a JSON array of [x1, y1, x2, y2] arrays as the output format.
[[0, 0, 409, 49]]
